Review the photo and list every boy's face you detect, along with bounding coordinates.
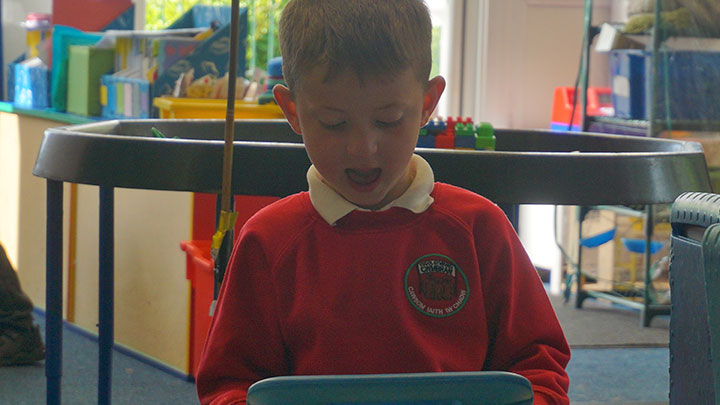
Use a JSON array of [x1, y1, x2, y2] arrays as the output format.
[[274, 67, 445, 210]]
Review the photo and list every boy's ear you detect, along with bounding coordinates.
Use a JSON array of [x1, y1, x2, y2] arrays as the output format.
[[273, 84, 303, 135], [421, 75, 446, 125]]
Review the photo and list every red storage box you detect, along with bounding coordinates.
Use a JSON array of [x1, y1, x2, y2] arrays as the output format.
[[192, 194, 281, 241], [551, 86, 613, 131], [183, 195, 280, 376], [181, 240, 214, 377]]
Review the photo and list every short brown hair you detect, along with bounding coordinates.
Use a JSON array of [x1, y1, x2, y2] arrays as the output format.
[[278, 0, 433, 92]]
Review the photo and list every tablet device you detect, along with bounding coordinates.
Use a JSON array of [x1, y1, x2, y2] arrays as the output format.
[[246, 371, 533, 405]]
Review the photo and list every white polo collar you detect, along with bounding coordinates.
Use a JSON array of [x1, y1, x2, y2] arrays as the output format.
[[307, 154, 435, 225]]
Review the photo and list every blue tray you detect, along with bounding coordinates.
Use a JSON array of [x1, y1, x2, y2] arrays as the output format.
[[621, 237, 664, 254], [580, 228, 616, 248], [246, 372, 533, 405]]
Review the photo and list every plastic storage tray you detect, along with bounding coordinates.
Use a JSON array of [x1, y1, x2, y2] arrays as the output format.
[[610, 49, 720, 121], [154, 97, 284, 119]]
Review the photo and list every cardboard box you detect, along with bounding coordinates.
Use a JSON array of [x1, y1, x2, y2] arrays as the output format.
[[67, 45, 115, 116], [595, 23, 645, 52], [9, 56, 50, 109]]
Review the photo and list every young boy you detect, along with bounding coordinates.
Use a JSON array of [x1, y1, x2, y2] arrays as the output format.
[[196, 1, 570, 404]]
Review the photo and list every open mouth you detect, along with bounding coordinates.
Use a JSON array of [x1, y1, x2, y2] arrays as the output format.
[[345, 168, 382, 187]]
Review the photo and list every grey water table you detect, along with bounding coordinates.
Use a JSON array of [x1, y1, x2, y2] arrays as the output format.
[[33, 119, 712, 404]]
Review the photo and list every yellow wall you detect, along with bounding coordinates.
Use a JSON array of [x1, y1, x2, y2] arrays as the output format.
[[72, 186, 192, 371], [0, 111, 71, 305], [1, 110, 192, 373]]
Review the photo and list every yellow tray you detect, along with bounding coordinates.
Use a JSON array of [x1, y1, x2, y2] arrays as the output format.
[[153, 96, 285, 119]]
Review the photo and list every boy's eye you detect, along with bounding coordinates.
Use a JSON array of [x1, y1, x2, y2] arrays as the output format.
[[376, 118, 402, 128], [320, 121, 346, 130]]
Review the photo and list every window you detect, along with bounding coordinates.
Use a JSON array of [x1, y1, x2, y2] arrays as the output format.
[[141, 0, 460, 115], [144, 0, 285, 74], [426, 0, 455, 117]]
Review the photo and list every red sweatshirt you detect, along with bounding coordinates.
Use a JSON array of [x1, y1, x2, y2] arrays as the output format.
[[196, 183, 570, 404]]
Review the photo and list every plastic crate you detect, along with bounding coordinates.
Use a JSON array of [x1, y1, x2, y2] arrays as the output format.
[[154, 96, 284, 119], [181, 194, 280, 377], [610, 50, 647, 120], [192, 194, 280, 241], [610, 49, 720, 121], [100, 75, 151, 118], [550, 86, 613, 131], [180, 240, 214, 377]]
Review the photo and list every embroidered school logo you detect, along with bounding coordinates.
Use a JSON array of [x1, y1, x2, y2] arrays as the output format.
[[404, 254, 469, 317]]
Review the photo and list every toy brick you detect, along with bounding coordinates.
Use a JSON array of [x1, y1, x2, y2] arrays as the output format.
[[454, 135, 476, 149], [475, 137, 495, 150], [445, 117, 458, 136], [417, 134, 435, 148], [435, 133, 455, 149], [475, 122, 496, 150], [455, 122, 474, 137], [475, 122, 494, 137], [424, 118, 447, 135]]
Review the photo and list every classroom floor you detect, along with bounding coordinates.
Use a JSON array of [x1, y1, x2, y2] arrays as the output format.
[[0, 310, 669, 404]]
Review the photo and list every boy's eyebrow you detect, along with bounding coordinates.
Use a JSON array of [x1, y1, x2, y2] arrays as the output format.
[[316, 102, 406, 113], [376, 102, 405, 111]]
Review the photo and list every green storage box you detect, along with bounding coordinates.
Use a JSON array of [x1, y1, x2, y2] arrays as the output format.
[[66, 45, 114, 116]]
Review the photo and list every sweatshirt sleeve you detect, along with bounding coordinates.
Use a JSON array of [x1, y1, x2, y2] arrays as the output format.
[[195, 227, 289, 405], [477, 206, 571, 405]]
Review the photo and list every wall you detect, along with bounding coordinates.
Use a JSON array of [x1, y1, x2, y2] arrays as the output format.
[[72, 185, 192, 372], [0, 111, 70, 303], [0, 110, 192, 372], [456, 0, 616, 294], [472, 0, 613, 128]]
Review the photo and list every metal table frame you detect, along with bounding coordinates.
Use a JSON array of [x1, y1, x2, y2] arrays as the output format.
[[33, 119, 711, 404]]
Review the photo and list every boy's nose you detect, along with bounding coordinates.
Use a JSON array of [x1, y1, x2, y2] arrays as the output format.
[[346, 130, 379, 158]]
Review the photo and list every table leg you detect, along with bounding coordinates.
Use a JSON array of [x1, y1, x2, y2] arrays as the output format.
[[46, 180, 63, 405], [98, 186, 114, 405]]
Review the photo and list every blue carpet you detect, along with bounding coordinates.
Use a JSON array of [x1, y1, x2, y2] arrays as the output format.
[[0, 313, 670, 404], [569, 347, 668, 404], [0, 312, 198, 404]]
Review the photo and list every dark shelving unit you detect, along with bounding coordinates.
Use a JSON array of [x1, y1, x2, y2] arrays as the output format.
[[573, 0, 720, 326]]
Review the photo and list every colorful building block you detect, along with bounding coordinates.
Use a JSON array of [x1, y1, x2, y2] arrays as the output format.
[[454, 122, 475, 149], [434, 132, 455, 149], [455, 122, 474, 136], [424, 118, 447, 135], [445, 117, 458, 135], [417, 129, 435, 148], [475, 122, 496, 150], [418, 117, 494, 150]]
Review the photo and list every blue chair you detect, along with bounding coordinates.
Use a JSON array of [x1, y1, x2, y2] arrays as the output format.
[[669, 192, 720, 404], [246, 371, 533, 405]]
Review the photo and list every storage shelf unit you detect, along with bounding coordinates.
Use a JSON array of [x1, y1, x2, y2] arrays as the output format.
[[574, 0, 719, 326], [587, 116, 720, 136]]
